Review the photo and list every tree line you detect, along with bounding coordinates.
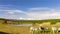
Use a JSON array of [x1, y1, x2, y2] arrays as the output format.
[[0, 18, 60, 24]]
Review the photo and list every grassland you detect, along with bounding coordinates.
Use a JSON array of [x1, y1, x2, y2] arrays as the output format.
[[0, 24, 31, 34], [0, 24, 60, 34], [0, 18, 60, 34]]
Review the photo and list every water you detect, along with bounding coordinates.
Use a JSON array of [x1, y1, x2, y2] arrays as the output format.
[[11, 24, 32, 26]]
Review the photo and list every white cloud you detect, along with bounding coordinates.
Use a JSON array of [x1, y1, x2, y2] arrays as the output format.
[[0, 10, 24, 14], [19, 17, 33, 20], [7, 11, 14, 14], [25, 8, 60, 20], [19, 17, 24, 20], [1, 7, 60, 20], [29, 7, 49, 10], [7, 10, 23, 14]]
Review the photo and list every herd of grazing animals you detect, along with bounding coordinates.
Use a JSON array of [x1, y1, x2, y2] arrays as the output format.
[[29, 23, 60, 34]]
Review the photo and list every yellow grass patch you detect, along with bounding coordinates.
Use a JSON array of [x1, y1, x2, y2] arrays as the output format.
[[0, 24, 31, 34]]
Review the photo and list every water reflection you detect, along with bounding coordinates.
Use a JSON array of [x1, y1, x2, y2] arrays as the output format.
[[11, 24, 32, 26]]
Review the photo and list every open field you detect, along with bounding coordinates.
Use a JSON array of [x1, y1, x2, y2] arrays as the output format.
[[0, 18, 60, 34], [0, 24, 31, 34], [0, 24, 60, 34]]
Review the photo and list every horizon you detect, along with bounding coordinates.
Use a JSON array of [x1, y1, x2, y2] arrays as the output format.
[[0, 0, 60, 20]]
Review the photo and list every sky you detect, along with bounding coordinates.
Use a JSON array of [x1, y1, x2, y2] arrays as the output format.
[[0, 0, 60, 20]]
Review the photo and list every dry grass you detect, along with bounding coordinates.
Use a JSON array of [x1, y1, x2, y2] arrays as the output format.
[[0, 24, 31, 34], [0, 22, 60, 34]]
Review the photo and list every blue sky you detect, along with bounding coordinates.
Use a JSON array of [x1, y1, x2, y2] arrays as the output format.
[[0, 0, 60, 20]]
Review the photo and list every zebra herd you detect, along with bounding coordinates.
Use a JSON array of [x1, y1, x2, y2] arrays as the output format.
[[30, 26, 49, 32], [29, 26, 60, 34]]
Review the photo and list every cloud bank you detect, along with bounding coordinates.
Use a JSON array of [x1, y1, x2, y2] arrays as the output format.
[[0, 7, 60, 20], [26, 8, 60, 20]]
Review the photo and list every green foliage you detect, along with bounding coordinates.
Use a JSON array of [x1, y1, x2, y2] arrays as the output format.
[[0, 18, 60, 24]]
